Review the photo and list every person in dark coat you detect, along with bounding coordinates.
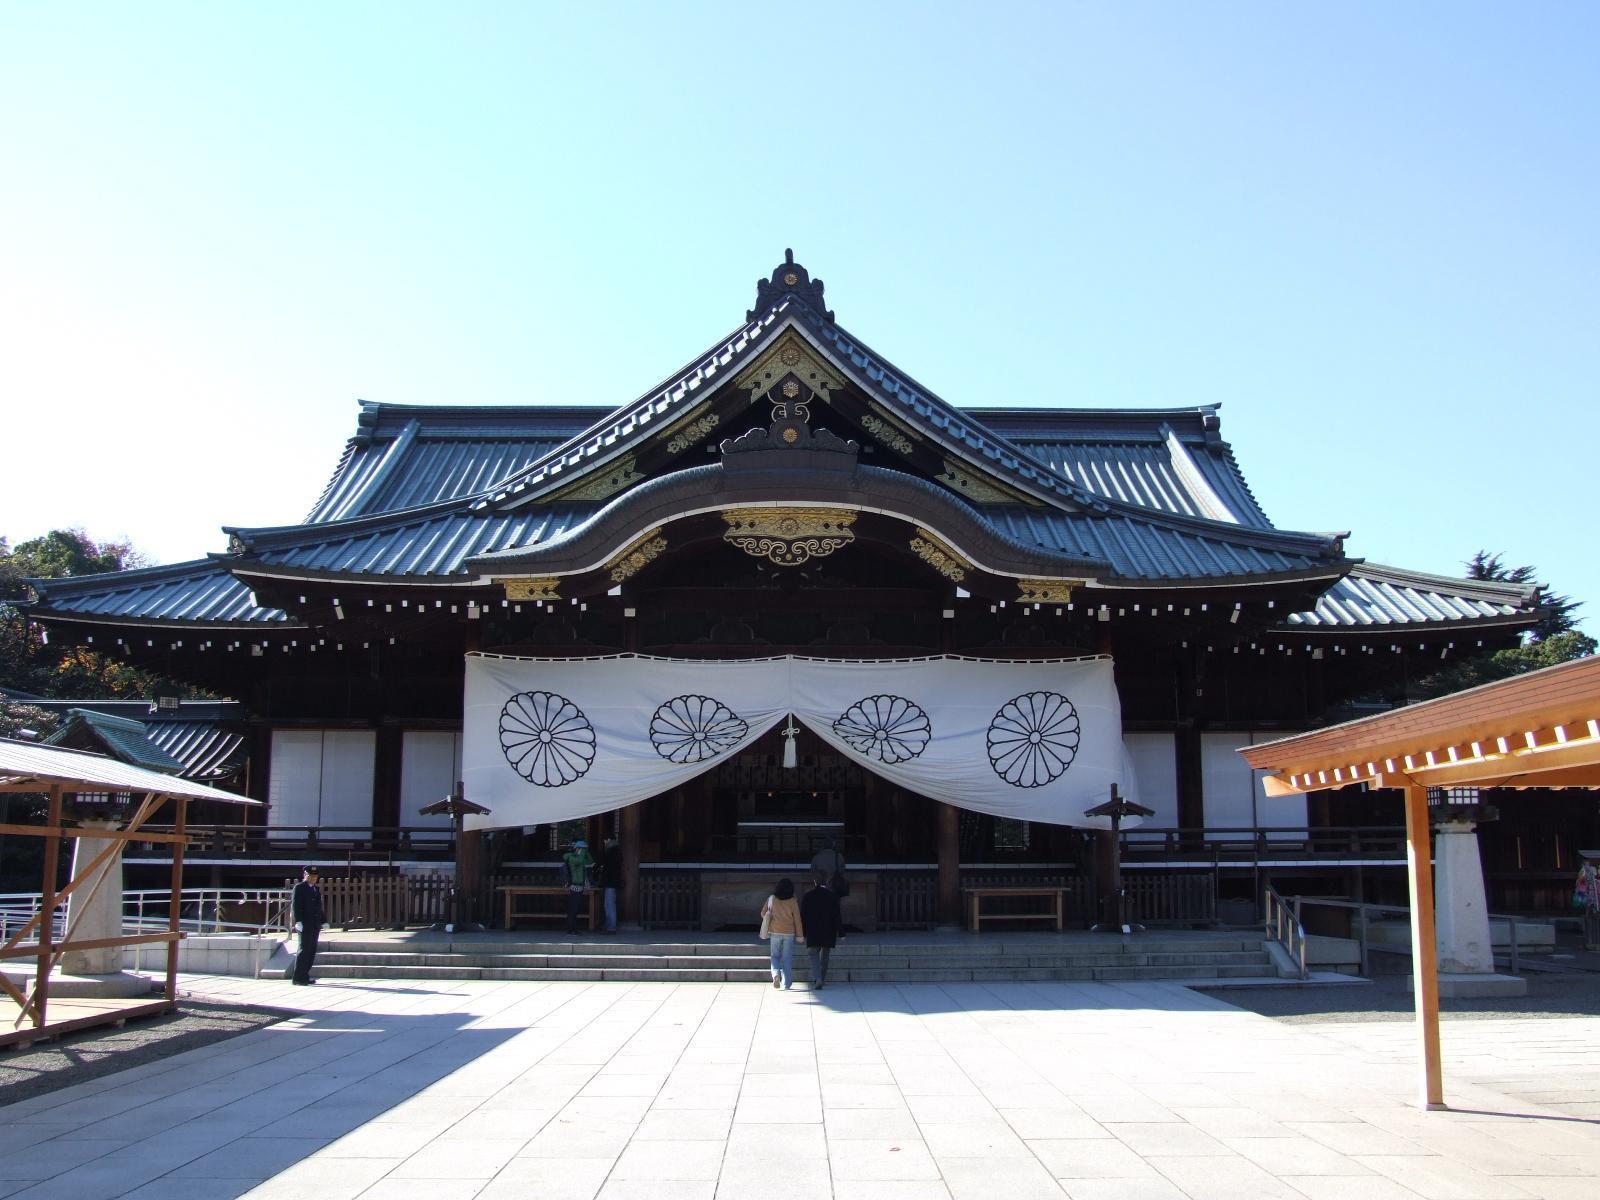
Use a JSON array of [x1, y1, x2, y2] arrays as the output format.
[[799, 879, 842, 990], [291, 866, 325, 986]]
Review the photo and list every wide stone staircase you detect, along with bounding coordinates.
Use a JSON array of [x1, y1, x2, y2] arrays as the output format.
[[269, 934, 1283, 985]]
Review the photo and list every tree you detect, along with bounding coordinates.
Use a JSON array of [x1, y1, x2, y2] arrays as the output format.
[[1416, 553, 1595, 699], [0, 529, 195, 700], [1466, 551, 1584, 641]]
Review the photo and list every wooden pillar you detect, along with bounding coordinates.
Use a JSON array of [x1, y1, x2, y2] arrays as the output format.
[[1403, 781, 1445, 1110], [34, 784, 64, 1031], [166, 796, 186, 1002], [936, 801, 961, 927], [1094, 828, 1117, 925], [1174, 728, 1205, 835], [621, 801, 642, 925]]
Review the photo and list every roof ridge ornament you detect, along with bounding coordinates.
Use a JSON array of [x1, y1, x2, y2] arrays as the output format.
[[749, 248, 834, 323]]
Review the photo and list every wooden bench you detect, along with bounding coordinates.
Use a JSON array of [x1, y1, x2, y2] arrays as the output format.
[[962, 887, 1066, 932], [500, 886, 598, 931]]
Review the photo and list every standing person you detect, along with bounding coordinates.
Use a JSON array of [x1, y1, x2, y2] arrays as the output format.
[[761, 878, 804, 989], [1577, 861, 1600, 951], [563, 838, 595, 935], [800, 876, 842, 991], [598, 835, 623, 935], [811, 839, 845, 889], [291, 866, 324, 986]]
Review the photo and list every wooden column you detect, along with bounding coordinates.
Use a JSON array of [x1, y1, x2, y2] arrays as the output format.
[[621, 801, 642, 926], [1403, 781, 1445, 1110], [936, 801, 960, 927], [34, 785, 64, 1031], [166, 796, 186, 1002]]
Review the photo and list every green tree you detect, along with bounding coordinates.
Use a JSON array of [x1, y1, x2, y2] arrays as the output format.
[[1417, 553, 1595, 699], [0, 529, 192, 699]]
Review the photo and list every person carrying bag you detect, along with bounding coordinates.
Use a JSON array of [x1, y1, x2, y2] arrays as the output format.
[[760, 878, 803, 989]]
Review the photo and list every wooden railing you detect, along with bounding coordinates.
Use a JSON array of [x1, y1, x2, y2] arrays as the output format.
[[1263, 885, 1309, 979], [1121, 826, 1406, 864]]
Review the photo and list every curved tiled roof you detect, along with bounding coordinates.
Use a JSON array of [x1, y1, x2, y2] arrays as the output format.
[[1285, 564, 1535, 630], [28, 560, 292, 626], [305, 402, 603, 523]]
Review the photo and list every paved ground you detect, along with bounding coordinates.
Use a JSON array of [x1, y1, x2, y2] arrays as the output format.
[[0, 1002, 291, 1107], [3, 973, 1600, 1200]]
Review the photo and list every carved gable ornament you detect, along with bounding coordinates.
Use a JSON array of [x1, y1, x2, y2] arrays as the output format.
[[734, 331, 846, 413], [722, 507, 856, 567]]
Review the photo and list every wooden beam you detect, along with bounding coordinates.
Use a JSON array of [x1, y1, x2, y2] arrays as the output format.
[[1403, 781, 1445, 1110], [0, 823, 186, 844], [0, 931, 180, 960]]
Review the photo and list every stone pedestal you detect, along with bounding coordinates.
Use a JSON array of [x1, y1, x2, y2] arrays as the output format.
[[1433, 819, 1494, 974], [62, 819, 125, 976], [1415, 818, 1525, 997]]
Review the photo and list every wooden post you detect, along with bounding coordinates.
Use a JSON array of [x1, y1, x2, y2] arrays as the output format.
[[34, 785, 64, 1031], [621, 801, 642, 926], [936, 801, 960, 927], [1403, 781, 1445, 1110], [166, 796, 186, 1001]]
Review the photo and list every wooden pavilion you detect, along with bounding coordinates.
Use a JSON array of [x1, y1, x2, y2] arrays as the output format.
[[0, 738, 256, 1048], [1242, 654, 1600, 1109]]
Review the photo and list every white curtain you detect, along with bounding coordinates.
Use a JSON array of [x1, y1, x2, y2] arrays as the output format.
[[462, 653, 1127, 831]]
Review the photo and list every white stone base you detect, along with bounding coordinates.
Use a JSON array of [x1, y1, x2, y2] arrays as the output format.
[[0, 967, 157, 998], [1406, 972, 1528, 998]]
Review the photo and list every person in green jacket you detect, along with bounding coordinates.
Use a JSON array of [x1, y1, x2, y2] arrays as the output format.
[[563, 839, 595, 935]]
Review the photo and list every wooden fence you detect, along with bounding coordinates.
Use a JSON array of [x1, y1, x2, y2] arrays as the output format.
[[296, 867, 1219, 931]]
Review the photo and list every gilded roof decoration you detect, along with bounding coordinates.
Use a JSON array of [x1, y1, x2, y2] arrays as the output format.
[[546, 453, 643, 502], [607, 530, 669, 583], [734, 331, 845, 408], [859, 412, 917, 456], [939, 460, 1036, 506], [499, 577, 562, 601], [657, 407, 721, 455], [909, 529, 969, 583], [722, 507, 857, 567], [1017, 579, 1080, 604]]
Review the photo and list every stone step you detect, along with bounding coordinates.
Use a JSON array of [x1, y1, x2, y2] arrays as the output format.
[[301, 962, 1272, 984], [312, 950, 1270, 974], [323, 938, 1265, 958]]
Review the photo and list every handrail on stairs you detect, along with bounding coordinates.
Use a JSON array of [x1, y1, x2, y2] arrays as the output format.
[[1263, 884, 1310, 980]]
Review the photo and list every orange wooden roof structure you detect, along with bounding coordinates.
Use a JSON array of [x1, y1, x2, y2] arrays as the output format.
[[1239, 654, 1600, 1111], [1241, 654, 1600, 794]]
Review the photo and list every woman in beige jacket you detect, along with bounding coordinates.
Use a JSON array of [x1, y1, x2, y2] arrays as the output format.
[[762, 877, 804, 989]]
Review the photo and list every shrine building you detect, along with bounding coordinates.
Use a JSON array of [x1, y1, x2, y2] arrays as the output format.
[[24, 251, 1565, 929]]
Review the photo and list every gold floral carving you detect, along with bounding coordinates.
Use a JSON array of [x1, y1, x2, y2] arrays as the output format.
[[1016, 579, 1080, 604], [499, 577, 562, 602], [658, 407, 721, 455], [547, 453, 643, 501], [607, 531, 669, 583], [859, 413, 916, 456], [909, 529, 968, 582], [722, 507, 856, 567], [735, 332, 845, 406], [939, 459, 1033, 505]]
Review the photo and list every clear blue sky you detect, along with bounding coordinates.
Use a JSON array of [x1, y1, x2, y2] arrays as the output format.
[[3, 4, 1595, 631]]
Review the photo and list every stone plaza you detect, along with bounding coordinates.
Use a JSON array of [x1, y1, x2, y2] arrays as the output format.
[[3, 974, 1600, 1200]]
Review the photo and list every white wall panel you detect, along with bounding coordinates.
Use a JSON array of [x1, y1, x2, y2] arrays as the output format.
[[267, 731, 323, 828], [1200, 731, 1307, 833], [402, 731, 462, 834], [1123, 733, 1178, 839], [318, 731, 376, 827]]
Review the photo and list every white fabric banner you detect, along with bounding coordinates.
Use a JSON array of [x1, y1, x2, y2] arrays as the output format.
[[462, 653, 1127, 831]]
